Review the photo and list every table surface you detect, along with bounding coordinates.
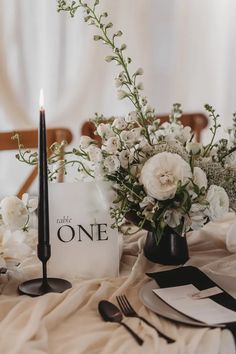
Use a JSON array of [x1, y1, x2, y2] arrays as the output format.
[[1, 214, 236, 354]]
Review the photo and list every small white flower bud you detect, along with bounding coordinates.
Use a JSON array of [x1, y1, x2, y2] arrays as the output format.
[[137, 82, 144, 90], [117, 90, 128, 100], [115, 78, 123, 88], [105, 22, 113, 29], [105, 55, 115, 62], [134, 67, 144, 76], [186, 142, 203, 155], [93, 35, 102, 41]]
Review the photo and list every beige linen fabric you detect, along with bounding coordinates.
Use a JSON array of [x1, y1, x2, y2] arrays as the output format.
[[0, 214, 236, 354]]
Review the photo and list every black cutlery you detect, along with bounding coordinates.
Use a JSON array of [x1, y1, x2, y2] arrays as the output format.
[[116, 295, 175, 343], [98, 300, 144, 346]]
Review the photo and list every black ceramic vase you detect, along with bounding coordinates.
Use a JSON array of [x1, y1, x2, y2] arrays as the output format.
[[143, 226, 189, 265], [125, 211, 189, 265]]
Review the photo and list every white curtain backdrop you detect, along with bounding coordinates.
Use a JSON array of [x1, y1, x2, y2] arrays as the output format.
[[0, 0, 236, 196]]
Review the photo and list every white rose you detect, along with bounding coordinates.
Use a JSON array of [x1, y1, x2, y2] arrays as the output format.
[[206, 185, 229, 220], [112, 117, 127, 130], [139, 152, 192, 200], [193, 167, 207, 189], [79, 136, 94, 149], [104, 137, 121, 153], [96, 123, 114, 140], [104, 155, 120, 173], [0, 196, 28, 229]]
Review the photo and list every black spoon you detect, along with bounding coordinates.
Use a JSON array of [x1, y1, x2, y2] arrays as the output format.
[[98, 300, 144, 346]]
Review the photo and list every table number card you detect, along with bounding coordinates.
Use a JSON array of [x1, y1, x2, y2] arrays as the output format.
[[48, 182, 119, 279]]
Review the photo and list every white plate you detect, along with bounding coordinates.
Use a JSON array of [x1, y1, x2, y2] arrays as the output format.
[[139, 280, 224, 327]]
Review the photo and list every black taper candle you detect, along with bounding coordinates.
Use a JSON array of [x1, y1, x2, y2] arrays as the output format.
[[17, 90, 72, 296], [38, 103, 51, 269]]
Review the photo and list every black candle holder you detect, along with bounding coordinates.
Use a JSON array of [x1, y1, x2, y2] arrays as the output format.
[[18, 251, 72, 297]]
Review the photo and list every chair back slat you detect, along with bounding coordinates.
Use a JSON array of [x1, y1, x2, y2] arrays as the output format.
[[0, 128, 73, 197]]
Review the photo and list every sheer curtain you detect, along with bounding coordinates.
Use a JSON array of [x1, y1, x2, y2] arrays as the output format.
[[0, 0, 235, 195]]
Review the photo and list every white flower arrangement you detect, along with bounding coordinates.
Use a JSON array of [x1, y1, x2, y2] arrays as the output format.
[[16, 0, 236, 243], [0, 194, 37, 273]]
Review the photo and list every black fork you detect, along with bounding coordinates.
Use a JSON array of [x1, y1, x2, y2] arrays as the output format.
[[116, 295, 175, 344]]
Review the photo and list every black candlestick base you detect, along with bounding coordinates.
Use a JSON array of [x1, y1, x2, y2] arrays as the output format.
[[18, 277, 72, 297]]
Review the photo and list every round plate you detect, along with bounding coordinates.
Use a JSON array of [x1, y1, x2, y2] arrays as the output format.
[[139, 280, 224, 328]]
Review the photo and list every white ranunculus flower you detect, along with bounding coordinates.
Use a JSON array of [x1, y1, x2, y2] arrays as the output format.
[[0, 196, 28, 229], [79, 136, 94, 149], [206, 185, 229, 220], [193, 167, 208, 189], [104, 155, 120, 173], [112, 117, 127, 130], [140, 152, 192, 200], [104, 137, 121, 153], [96, 123, 114, 140]]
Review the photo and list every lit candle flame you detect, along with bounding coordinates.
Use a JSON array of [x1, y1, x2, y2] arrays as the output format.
[[39, 89, 44, 110]]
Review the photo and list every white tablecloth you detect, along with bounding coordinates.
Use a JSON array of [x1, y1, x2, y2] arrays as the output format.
[[1, 214, 236, 354]]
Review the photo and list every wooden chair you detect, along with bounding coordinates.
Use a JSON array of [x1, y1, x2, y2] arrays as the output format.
[[0, 128, 73, 198], [81, 113, 208, 143]]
